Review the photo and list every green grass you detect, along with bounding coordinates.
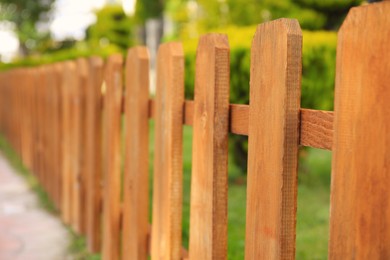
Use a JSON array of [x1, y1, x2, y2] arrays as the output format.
[[0, 123, 331, 259], [149, 123, 332, 259], [296, 149, 332, 260]]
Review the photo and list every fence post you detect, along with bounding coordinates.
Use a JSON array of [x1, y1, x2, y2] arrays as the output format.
[[329, 2, 390, 259], [86, 56, 104, 253], [189, 34, 230, 260], [122, 47, 150, 260], [151, 42, 184, 260], [102, 54, 123, 260], [245, 19, 302, 260]]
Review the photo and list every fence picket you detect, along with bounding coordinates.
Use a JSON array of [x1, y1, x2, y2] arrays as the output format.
[[53, 64, 63, 211], [122, 47, 150, 260], [68, 61, 82, 232], [1, 8, 390, 259], [86, 57, 104, 253], [245, 19, 302, 259], [76, 58, 89, 234], [329, 2, 390, 259], [61, 61, 76, 225], [151, 42, 184, 260], [102, 54, 123, 260], [47, 65, 58, 207], [189, 34, 230, 260]]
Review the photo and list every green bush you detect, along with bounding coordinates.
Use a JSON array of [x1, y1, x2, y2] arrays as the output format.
[[182, 26, 337, 172], [0, 42, 120, 71], [86, 5, 135, 51]]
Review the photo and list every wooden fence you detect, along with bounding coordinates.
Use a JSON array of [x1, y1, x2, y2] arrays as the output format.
[[0, 2, 389, 259]]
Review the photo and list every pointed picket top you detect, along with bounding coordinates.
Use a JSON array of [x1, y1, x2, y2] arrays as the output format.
[[245, 18, 302, 260], [329, 2, 390, 259], [189, 33, 230, 260]]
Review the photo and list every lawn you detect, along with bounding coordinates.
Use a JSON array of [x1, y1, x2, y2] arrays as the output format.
[[149, 123, 332, 259]]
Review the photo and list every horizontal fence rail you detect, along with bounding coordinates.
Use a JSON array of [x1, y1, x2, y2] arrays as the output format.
[[132, 99, 334, 150], [0, 2, 389, 260]]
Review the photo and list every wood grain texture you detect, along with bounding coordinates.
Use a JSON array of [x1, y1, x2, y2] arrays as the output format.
[[85, 57, 104, 253], [151, 42, 184, 260], [329, 3, 390, 259], [102, 54, 123, 260], [189, 34, 230, 260], [300, 109, 333, 150], [122, 47, 150, 260], [245, 19, 302, 260]]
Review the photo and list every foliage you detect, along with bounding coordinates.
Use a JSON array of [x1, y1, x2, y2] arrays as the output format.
[[134, 0, 164, 23], [0, 5, 130, 71], [86, 5, 135, 51], [182, 26, 337, 171], [0, 0, 55, 54], [0, 41, 120, 71], [165, 0, 362, 40], [183, 26, 337, 109]]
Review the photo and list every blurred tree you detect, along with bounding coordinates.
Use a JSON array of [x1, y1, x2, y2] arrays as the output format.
[[0, 0, 54, 55], [134, 0, 165, 46], [292, 0, 363, 29], [135, 0, 164, 23], [86, 5, 134, 52]]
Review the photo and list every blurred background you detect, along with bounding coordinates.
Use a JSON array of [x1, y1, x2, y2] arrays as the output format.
[[0, 0, 367, 259]]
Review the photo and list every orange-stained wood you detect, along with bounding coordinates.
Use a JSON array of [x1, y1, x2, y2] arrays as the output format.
[[85, 57, 104, 253], [151, 42, 184, 260], [329, 3, 390, 259], [76, 58, 89, 234], [101, 54, 123, 260], [189, 34, 230, 260], [245, 19, 302, 259], [147, 99, 333, 150], [61, 61, 77, 225], [53, 63, 63, 209], [122, 47, 150, 260], [300, 109, 333, 150], [70, 61, 83, 233]]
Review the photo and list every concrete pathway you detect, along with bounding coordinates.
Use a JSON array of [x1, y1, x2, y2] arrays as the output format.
[[0, 153, 70, 260]]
